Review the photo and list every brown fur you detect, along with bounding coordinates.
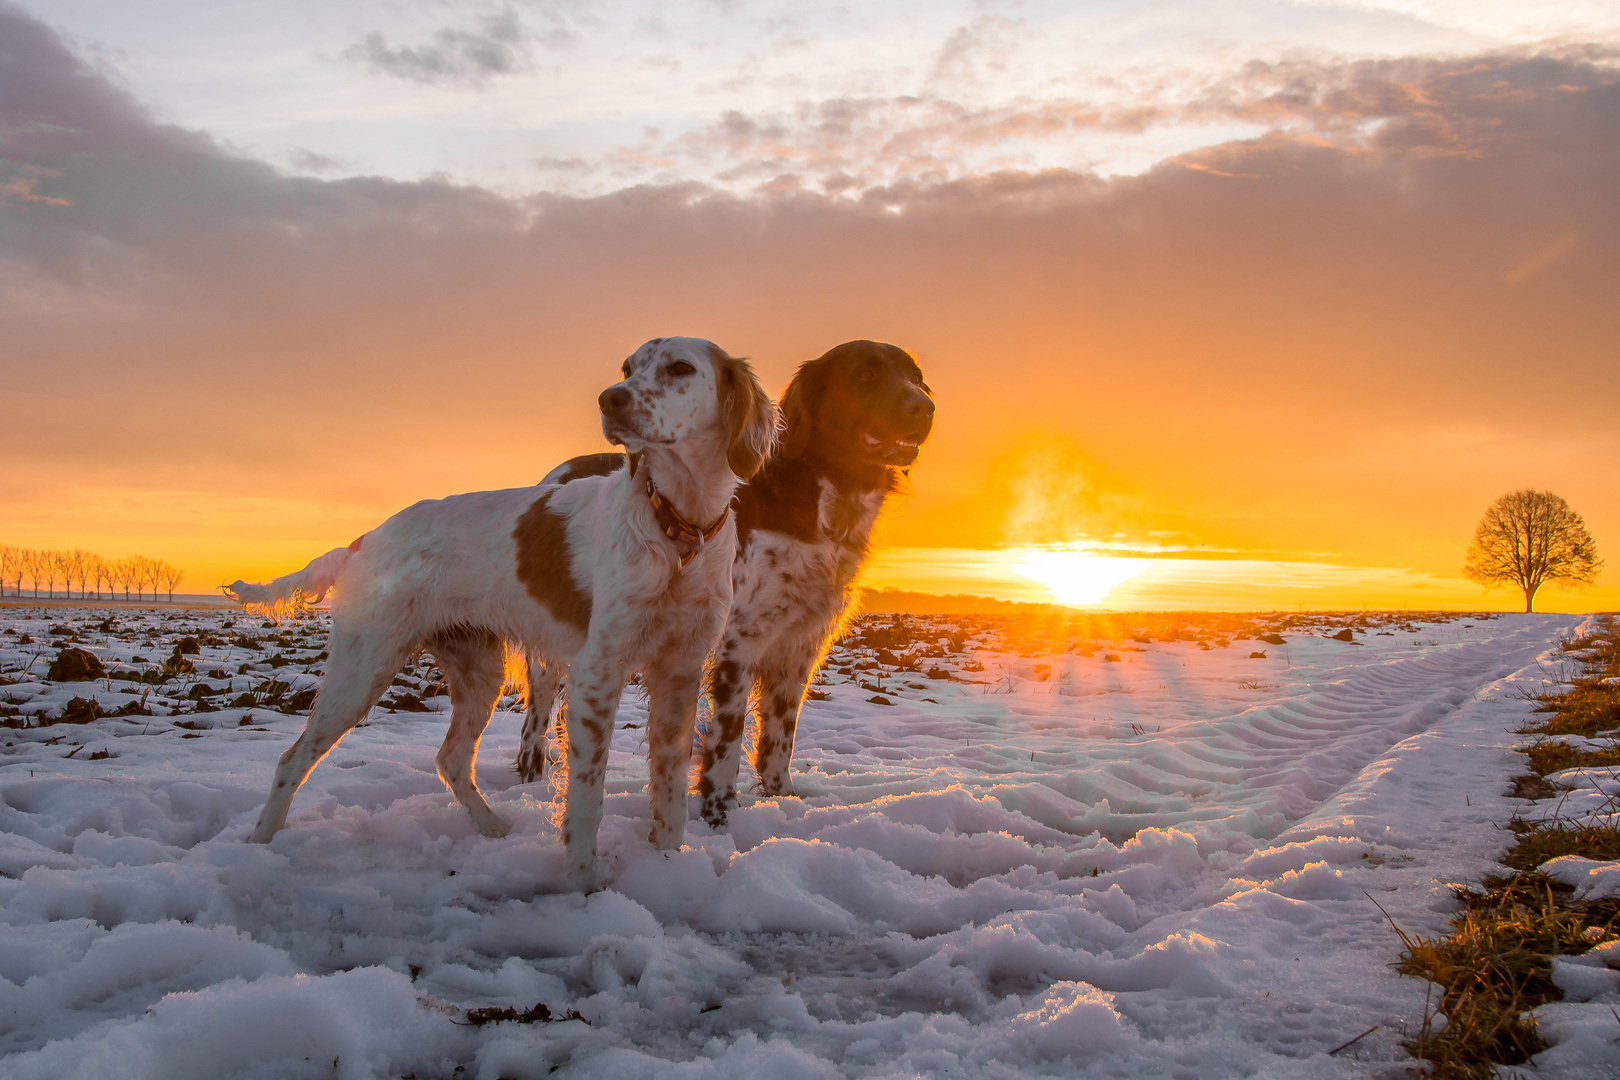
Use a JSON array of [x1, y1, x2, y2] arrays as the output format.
[[711, 343, 777, 480], [513, 492, 593, 634]]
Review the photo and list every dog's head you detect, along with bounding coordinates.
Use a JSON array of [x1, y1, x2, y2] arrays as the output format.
[[599, 337, 778, 480], [778, 340, 934, 468]]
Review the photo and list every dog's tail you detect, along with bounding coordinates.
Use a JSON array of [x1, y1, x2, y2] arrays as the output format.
[[223, 538, 360, 620]]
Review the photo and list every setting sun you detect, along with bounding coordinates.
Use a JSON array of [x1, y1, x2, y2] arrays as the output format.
[[1009, 546, 1147, 606]]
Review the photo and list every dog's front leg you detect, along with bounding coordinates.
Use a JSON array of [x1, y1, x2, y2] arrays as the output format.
[[698, 633, 755, 828], [752, 650, 819, 798], [643, 661, 701, 851], [560, 645, 625, 891]]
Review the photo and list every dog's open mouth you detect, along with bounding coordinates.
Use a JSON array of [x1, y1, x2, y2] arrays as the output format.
[[860, 430, 925, 465]]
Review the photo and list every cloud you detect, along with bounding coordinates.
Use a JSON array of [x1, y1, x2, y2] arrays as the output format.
[[342, 6, 577, 88], [555, 45, 1620, 194], [285, 147, 348, 175], [2, 2, 1618, 585]]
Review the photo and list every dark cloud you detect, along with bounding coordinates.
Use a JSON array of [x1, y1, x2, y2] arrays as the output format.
[[342, 6, 576, 88], [286, 147, 348, 174], [2, 2, 1617, 572]]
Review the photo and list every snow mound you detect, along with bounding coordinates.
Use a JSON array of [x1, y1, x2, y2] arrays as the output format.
[[1011, 981, 1129, 1057]]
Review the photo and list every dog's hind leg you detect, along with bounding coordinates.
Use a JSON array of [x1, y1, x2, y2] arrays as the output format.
[[429, 629, 511, 838], [514, 652, 563, 784], [752, 650, 818, 799], [250, 630, 405, 843]]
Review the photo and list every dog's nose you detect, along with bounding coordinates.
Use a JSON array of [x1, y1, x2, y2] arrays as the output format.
[[599, 385, 632, 417], [903, 389, 935, 421]]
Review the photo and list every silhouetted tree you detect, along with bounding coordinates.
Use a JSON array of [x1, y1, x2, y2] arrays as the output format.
[[21, 549, 40, 597], [68, 549, 90, 599], [160, 562, 183, 601], [52, 551, 72, 599], [1464, 489, 1602, 612]]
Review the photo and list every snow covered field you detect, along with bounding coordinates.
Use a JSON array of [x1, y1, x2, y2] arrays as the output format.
[[2, 605, 1613, 1078]]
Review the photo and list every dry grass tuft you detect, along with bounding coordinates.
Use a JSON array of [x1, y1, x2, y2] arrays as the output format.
[[1393, 875, 1617, 1077], [1519, 738, 1620, 776], [1391, 614, 1620, 1078], [1502, 817, 1620, 873]]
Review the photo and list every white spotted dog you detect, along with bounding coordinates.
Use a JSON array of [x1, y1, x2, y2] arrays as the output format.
[[513, 341, 934, 828], [225, 337, 776, 888]]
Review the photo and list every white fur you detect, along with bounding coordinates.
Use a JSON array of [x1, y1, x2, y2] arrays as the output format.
[[227, 337, 774, 890], [225, 545, 351, 618]]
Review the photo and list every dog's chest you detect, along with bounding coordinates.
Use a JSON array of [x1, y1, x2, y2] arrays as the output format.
[[734, 481, 884, 628]]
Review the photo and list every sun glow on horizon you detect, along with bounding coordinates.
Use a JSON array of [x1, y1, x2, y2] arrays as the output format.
[[1009, 545, 1148, 607]]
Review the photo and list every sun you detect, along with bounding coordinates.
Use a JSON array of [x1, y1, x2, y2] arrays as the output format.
[[1010, 546, 1145, 606]]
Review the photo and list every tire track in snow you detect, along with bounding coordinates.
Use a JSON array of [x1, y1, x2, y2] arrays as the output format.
[[791, 619, 1555, 847]]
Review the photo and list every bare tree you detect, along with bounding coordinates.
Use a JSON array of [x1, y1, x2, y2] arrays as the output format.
[[29, 549, 51, 598], [43, 550, 65, 599], [159, 561, 183, 601], [68, 549, 89, 599], [93, 556, 112, 600], [21, 549, 40, 598], [1464, 489, 1603, 612], [116, 557, 135, 601], [0, 546, 14, 598], [139, 555, 161, 601]]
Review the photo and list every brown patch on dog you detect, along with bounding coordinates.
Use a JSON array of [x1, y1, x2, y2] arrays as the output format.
[[513, 492, 592, 633], [710, 343, 778, 479], [546, 452, 625, 485]]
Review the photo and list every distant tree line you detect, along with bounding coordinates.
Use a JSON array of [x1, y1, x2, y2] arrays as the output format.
[[0, 546, 185, 601]]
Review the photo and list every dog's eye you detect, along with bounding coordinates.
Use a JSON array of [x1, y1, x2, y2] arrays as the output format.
[[668, 361, 695, 377], [621, 363, 632, 379], [857, 368, 877, 382]]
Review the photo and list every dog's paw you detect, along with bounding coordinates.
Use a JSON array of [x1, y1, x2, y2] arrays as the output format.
[[568, 861, 608, 895], [756, 778, 798, 800], [512, 753, 545, 785], [699, 797, 730, 829], [474, 813, 513, 839]]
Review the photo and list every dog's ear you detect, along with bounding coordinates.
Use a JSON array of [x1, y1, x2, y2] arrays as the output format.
[[776, 357, 827, 459], [712, 345, 779, 480]]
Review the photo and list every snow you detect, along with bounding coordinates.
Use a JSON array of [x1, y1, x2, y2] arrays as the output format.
[[1542, 856, 1620, 902], [2, 605, 1616, 1077]]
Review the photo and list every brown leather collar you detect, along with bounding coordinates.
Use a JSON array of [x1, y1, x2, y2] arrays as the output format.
[[645, 476, 729, 567]]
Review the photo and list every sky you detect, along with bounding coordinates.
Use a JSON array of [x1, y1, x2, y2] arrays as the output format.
[[1, 0, 1617, 611]]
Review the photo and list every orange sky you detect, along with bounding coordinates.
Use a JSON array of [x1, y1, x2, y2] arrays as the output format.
[[2, 8, 1617, 612]]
